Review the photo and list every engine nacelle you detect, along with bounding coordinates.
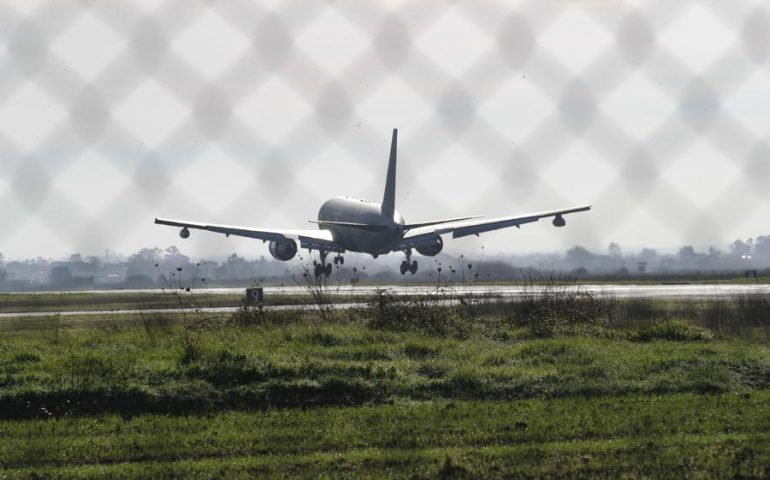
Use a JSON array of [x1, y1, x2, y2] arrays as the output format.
[[415, 235, 443, 257], [552, 215, 566, 227], [179, 227, 190, 239], [268, 240, 298, 261]]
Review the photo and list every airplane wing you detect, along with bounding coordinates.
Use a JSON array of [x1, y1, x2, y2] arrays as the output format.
[[154, 218, 345, 253], [394, 205, 591, 251]]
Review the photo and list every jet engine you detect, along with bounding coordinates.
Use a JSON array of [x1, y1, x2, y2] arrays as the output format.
[[269, 240, 298, 261], [415, 235, 443, 257], [179, 227, 190, 239], [552, 215, 566, 227]]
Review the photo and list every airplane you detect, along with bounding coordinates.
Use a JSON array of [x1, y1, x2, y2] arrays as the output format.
[[155, 129, 591, 277]]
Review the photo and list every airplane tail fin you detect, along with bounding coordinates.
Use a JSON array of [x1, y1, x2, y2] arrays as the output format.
[[381, 129, 397, 220]]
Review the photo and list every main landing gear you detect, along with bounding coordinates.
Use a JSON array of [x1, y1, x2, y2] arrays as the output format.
[[313, 251, 332, 278], [400, 249, 418, 275], [314, 251, 344, 278]]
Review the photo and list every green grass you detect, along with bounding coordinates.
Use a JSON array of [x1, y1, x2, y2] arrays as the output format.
[[1, 293, 770, 477], [1, 315, 768, 416], [2, 393, 769, 478]]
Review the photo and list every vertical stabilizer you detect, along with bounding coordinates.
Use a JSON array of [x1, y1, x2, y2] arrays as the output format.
[[381, 128, 398, 220]]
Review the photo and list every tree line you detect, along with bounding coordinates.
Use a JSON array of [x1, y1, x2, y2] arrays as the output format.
[[0, 235, 768, 290]]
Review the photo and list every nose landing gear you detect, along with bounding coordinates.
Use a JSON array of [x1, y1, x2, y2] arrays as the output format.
[[400, 249, 418, 275]]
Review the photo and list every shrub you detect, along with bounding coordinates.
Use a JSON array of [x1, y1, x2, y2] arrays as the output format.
[[508, 285, 611, 338], [63, 353, 122, 390], [180, 341, 202, 366], [631, 320, 713, 342], [140, 313, 175, 340], [367, 291, 473, 339], [403, 343, 439, 359], [699, 299, 733, 333], [229, 303, 266, 327], [614, 297, 664, 324], [12, 352, 41, 363], [734, 294, 770, 327]]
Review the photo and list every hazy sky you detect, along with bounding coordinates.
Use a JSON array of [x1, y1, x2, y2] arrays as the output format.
[[1, 0, 769, 260]]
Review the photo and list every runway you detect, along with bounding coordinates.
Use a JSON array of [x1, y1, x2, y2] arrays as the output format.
[[4, 283, 769, 298], [0, 283, 767, 319]]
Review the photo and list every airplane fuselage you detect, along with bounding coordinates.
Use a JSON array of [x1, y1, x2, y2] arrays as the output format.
[[318, 196, 405, 255]]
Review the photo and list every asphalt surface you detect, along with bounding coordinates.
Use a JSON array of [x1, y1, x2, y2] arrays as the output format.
[[4, 283, 770, 297]]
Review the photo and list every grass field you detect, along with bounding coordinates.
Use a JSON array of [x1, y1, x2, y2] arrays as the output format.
[[1, 290, 769, 478]]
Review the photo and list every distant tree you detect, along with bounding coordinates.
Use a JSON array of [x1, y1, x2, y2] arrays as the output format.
[[608, 242, 623, 258], [615, 267, 630, 276], [87, 256, 102, 268], [754, 236, 770, 258], [216, 253, 254, 281], [708, 246, 721, 258], [639, 248, 657, 263], [677, 245, 712, 270], [566, 246, 593, 268], [50, 265, 73, 285], [127, 247, 164, 280], [476, 260, 519, 280], [678, 246, 696, 259], [729, 238, 753, 257], [130, 247, 164, 264], [164, 245, 190, 265], [197, 260, 218, 282]]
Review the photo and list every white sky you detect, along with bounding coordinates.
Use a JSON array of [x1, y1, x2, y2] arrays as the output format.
[[1, 0, 769, 260]]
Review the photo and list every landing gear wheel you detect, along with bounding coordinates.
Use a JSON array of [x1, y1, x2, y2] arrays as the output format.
[[314, 251, 332, 278], [314, 263, 332, 278], [400, 249, 416, 275]]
